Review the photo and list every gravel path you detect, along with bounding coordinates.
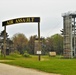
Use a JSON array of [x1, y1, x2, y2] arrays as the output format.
[[0, 63, 60, 75]]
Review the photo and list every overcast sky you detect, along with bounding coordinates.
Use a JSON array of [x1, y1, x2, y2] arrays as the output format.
[[0, 0, 76, 38]]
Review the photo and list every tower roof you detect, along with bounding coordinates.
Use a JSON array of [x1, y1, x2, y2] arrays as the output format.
[[62, 11, 76, 18]]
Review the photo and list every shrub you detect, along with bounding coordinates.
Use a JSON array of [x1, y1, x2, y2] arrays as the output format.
[[10, 52, 22, 58], [23, 51, 31, 57]]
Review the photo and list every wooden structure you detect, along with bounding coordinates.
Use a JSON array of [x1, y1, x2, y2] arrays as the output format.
[[2, 17, 41, 57], [62, 12, 76, 58]]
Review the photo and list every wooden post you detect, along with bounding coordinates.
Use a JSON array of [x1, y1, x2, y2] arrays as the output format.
[[3, 26, 6, 58], [38, 22, 41, 61]]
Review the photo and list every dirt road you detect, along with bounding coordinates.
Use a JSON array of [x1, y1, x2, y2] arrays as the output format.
[[0, 63, 60, 75]]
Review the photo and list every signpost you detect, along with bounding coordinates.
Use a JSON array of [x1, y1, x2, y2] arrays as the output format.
[[37, 51, 41, 54], [2, 17, 41, 59], [37, 51, 41, 61]]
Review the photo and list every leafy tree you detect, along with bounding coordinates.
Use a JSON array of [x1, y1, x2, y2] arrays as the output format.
[[28, 35, 36, 54], [51, 34, 63, 55], [45, 34, 63, 55], [46, 37, 54, 52], [41, 37, 47, 54], [12, 33, 28, 54]]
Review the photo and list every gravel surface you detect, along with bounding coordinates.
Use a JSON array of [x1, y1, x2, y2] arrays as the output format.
[[0, 63, 60, 75]]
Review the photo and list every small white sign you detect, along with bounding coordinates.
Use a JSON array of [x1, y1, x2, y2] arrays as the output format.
[[37, 51, 41, 54]]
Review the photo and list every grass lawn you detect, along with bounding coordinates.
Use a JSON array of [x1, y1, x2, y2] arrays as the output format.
[[0, 53, 76, 75]]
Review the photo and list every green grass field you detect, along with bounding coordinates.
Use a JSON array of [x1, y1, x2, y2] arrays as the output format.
[[0, 53, 76, 75]]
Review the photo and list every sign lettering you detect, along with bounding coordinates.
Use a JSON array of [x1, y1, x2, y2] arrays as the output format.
[[2, 17, 40, 26], [7, 20, 13, 25]]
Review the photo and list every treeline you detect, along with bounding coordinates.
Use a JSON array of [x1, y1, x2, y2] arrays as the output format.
[[11, 33, 63, 55]]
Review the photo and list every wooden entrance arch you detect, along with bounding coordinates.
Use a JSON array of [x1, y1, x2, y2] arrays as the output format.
[[2, 17, 40, 57]]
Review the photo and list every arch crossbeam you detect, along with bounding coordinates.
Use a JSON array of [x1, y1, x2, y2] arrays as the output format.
[[2, 17, 40, 26]]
